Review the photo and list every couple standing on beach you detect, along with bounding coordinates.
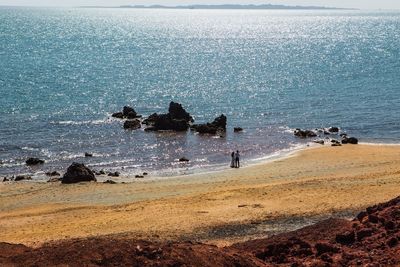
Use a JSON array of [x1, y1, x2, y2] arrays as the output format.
[[230, 151, 240, 168]]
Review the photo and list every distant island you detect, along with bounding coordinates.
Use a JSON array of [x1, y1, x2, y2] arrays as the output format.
[[82, 4, 355, 10]]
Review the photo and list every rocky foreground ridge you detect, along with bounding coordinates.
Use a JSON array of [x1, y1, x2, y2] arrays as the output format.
[[1, 196, 399, 266]]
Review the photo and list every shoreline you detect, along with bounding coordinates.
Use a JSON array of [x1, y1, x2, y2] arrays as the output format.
[[1, 143, 400, 247]]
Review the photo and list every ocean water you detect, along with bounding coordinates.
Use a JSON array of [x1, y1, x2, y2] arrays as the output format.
[[0, 7, 399, 179]]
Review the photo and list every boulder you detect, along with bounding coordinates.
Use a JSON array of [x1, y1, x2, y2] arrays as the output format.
[[328, 127, 339, 133], [124, 119, 141, 130], [108, 172, 120, 177], [2, 177, 9, 182], [14, 175, 32, 181], [143, 172, 148, 176], [179, 157, 190, 162], [342, 137, 358, 145], [294, 129, 317, 138], [111, 112, 124, 119], [234, 127, 243, 132], [168, 101, 193, 122], [84, 152, 93, 157], [61, 163, 96, 184], [26, 158, 44, 165], [123, 106, 136, 117], [135, 175, 144, 178]]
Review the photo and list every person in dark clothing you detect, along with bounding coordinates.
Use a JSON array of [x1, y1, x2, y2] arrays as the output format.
[[235, 150, 240, 168]]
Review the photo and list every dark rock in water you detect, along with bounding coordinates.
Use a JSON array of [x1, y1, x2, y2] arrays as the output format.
[[342, 137, 358, 145], [179, 157, 190, 162], [3, 177, 10, 182], [45, 171, 60, 177], [84, 152, 93, 157], [143, 172, 148, 176], [324, 131, 331, 135], [211, 114, 227, 130], [123, 106, 136, 117], [143, 103, 192, 131], [294, 129, 317, 138], [99, 170, 106, 175], [26, 158, 44, 166], [142, 113, 159, 125], [331, 143, 342, 147], [191, 114, 227, 135], [15, 175, 32, 181], [152, 114, 189, 131], [108, 172, 120, 177], [47, 177, 61, 183], [168, 101, 193, 122], [0, 160, 3, 165], [112, 106, 140, 119], [104, 180, 117, 184], [135, 175, 144, 178], [234, 127, 243, 132], [111, 112, 124, 119], [123, 119, 141, 130], [61, 163, 96, 184], [328, 127, 339, 133]]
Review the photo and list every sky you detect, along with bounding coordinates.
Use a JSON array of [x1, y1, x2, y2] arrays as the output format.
[[0, 0, 399, 10]]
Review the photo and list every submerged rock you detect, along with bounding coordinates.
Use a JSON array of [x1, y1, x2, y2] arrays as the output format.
[[123, 119, 141, 130], [84, 152, 93, 157], [234, 127, 243, 132], [61, 163, 96, 184], [26, 158, 45, 166], [179, 157, 190, 162]]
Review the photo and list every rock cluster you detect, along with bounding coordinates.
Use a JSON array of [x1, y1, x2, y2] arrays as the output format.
[[112, 106, 141, 119], [191, 114, 227, 134], [144, 102, 194, 132]]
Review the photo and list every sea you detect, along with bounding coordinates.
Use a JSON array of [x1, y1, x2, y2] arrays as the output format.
[[0, 7, 399, 180]]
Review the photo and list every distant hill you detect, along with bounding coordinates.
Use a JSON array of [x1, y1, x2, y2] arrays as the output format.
[[84, 4, 355, 10]]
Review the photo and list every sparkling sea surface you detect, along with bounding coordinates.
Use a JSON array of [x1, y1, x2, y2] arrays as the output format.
[[0, 7, 399, 179]]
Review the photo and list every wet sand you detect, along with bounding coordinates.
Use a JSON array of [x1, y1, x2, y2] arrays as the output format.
[[1, 144, 399, 247]]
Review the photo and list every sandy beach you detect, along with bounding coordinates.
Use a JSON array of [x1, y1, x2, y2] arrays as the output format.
[[1, 144, 399, 247]]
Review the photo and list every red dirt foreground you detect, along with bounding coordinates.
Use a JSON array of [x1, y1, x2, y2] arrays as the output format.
[[1, 196, 400, 266]]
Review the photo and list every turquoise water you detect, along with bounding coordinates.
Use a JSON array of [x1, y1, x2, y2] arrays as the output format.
[[1, 7, 399, 178]]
